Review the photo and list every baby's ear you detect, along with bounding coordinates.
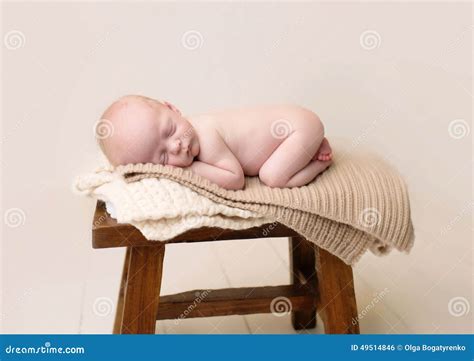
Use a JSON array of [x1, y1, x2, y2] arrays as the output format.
[[163, 101, 182, 115]]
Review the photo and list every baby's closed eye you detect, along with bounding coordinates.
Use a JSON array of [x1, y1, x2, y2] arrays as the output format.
[[167, 119, 175, 137]]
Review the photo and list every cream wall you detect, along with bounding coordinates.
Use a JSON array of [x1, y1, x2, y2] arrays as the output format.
[[1, 1, 472, 333]]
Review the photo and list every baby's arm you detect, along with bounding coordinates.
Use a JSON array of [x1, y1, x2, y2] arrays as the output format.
[[185, 128, 244, 190], [187, 160, 243, 190]]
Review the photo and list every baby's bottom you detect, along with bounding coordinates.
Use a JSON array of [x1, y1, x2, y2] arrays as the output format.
[[259, 131, 333, 188]]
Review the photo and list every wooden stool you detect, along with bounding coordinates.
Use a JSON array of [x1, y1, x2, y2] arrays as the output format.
[[92, 201, 360, 334]]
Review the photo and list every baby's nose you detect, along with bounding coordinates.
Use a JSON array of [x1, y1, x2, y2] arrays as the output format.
[[170, 138, 182, 154]]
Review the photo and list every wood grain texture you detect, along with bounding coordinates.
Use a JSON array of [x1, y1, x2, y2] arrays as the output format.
[[113, 248, 130, 334], [315, 247, 360, 334], [119, 245, 165, 334], [93, 201, 300, 249], [289, 236, 319, 330], [156, 285, 317, 320], [94, 201, 359, 334]]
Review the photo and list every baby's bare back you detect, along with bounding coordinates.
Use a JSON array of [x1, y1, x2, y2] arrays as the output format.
[[202, 104, 319, 176]]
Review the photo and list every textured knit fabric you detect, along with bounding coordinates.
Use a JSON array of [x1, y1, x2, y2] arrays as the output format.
[[74, 174, 273, 240], [74, 137, 415, 265]]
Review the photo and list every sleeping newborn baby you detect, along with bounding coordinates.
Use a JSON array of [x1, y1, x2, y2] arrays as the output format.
[[97, 95, 332, 190]]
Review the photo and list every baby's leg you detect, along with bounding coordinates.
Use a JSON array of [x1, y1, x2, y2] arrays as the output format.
[[284, 158, 332, 188], [259, 129, 327, 188]]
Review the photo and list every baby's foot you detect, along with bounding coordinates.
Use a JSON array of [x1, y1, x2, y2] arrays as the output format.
[[313, 137, 332, 161]]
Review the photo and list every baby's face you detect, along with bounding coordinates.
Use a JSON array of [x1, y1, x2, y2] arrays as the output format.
[[101, 96, 199, 167]]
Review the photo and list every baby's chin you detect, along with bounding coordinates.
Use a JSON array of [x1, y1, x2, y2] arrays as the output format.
[[167, 157, 194, 168]]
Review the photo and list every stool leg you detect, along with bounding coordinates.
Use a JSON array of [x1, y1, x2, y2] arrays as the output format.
[[315, 247, 360, 334], [113, 247, 131, 334], [118, 245, 165, 334], [289, 236, 317, 330]]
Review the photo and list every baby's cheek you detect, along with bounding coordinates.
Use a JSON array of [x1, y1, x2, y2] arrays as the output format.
[[185, 156, 196, 167], [145, 145, 159, 164]]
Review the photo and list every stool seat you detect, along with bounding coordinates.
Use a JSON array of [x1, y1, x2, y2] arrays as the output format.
[[92, 201, 360, 334], [92, 201, 300, 248]]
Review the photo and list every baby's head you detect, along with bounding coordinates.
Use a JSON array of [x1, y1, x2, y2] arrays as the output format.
[[97, 95, 199, 167]]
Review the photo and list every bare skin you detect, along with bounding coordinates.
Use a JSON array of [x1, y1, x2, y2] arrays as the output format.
[[98, 95, 332, 190]]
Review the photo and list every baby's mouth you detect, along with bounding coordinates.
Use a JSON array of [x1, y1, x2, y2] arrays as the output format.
[[186, 139, 193, 155]]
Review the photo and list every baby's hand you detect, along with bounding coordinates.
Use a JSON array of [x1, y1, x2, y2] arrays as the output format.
[[182, 160, 244, 190], [180, 161, 195, 171]]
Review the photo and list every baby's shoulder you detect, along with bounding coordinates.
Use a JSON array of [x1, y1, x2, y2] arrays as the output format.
[[192, 114, 227, 141], [189, 114, 217, 131]]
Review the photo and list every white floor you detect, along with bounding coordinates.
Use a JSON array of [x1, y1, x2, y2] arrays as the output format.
[[80, 237, 327, 335], [2, 199, 472, 334], [77, 229, 473, 334], [2, 214, 472, 334]]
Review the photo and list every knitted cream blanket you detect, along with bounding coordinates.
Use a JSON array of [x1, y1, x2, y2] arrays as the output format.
[[74, 137, 414, 265]]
